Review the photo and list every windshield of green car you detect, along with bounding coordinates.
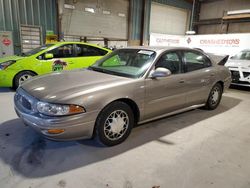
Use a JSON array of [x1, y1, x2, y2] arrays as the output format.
[[231, 50, 250, 60], [90, 49, 156, 78], [21, 44, 54, 57]]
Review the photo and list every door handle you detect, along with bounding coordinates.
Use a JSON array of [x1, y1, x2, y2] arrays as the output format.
[[210, 73, 215, 77], [179, 79, 185, 83]]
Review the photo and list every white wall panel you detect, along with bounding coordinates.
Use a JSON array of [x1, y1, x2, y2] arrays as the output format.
[[150, 2, 190, 35]]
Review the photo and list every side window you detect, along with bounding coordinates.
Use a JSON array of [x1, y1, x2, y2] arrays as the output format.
[[75, 44, 108, 57], [155, 52, 181, 74], [183, 51, 211, 72], [47, 44, 74, 58]]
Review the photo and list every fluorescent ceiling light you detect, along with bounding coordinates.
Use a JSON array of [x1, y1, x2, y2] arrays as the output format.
[[118, 13, 125, 17], [186, 31, 196, 35], [85, 7, 95, 13], [103, 10, 111, 15], [64, 4, 75, 9], [227, 9, 250, 15]]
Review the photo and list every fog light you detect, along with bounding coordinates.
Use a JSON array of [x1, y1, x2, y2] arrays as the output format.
[[47, 129, 65, 134]]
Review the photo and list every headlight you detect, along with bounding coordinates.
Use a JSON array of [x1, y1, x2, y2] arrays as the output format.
[[37, 101, 85, 116], [0, 60, 16, 70]]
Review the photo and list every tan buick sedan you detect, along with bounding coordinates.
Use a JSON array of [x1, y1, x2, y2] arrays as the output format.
[[14, 47, 231, 146]]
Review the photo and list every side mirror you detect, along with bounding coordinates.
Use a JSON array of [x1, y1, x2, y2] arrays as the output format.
[[45, 53, 54, 60], [150, 67, 171, 78]]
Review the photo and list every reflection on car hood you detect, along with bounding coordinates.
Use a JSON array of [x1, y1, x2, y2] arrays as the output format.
[[0, 55, 25, 63], [21, 69, 132, 102], [225, 59, 250, 68]]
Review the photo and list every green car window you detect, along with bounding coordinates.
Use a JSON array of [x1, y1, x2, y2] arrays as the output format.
[[47, 44, 74, 58], [22, 44, 54, 57], [75, 44, 108, 57]]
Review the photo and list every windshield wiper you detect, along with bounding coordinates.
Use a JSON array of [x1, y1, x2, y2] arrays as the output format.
[[89, 66, 118, 75]]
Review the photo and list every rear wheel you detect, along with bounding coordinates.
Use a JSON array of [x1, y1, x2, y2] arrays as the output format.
[[95, 101, 134, 146], [13, 71, 36, 89], [205, 83, 223, 110]]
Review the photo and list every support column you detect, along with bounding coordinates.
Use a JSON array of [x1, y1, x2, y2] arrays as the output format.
[[128, 0, 151, 46]]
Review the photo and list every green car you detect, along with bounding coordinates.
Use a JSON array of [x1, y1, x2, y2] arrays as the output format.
[[0, 42, 111, 89]]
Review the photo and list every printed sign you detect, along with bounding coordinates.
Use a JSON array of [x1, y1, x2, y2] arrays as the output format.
[[2, 38, 11, 46], [150, 33, 250, 56]]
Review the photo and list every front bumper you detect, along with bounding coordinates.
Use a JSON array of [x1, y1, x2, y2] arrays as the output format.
[[229, 67, 250, 87], [0, 69, 16, 87], [14, 88, 98, 141]]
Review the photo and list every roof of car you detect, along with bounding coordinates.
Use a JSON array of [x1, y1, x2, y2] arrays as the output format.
[[123, 46, 194, 52], [241, 49, 250, 52]]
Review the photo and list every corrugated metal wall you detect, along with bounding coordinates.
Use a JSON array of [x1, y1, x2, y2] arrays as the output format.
[[198, 0, 250, 34], [0, 0, 57, 54]]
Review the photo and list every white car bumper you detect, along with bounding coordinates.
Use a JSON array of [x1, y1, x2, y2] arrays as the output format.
[[228, 67, 250, 87]]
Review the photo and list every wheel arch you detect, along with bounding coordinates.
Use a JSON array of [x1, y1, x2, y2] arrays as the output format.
[[12, 70, 38, 87], [216, 80, 224, 92], [92, 97, 140, 138], [113, 98, 140, 123]]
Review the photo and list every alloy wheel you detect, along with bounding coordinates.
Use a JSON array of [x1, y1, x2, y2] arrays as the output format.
[[19, 74, 33, 85]]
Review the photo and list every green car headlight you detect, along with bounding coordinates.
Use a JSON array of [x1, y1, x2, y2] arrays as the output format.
[[0, 60, 16, 70], [36, 101, 85, 116]]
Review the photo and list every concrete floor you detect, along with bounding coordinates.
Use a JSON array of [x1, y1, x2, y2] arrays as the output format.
[[0, 87, 250, 188]]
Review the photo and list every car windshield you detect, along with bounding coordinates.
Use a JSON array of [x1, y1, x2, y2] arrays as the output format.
[[90, 49, 156, 78], [231, 51, 250, 60], [21, 44, 54, 57]]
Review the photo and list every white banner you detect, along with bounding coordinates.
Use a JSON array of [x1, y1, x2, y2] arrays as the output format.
[[150, 33, 250, 56]]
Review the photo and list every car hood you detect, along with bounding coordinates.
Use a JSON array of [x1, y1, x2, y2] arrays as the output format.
[[21, 69, 132, 102], [225, 59, 250, 68], [0, 55, 25, 63]]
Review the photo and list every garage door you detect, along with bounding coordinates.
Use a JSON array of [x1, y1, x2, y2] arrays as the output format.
[[150, 3, 190, 35], [20, 25, 41, 53], [61, 0, 129, 40]]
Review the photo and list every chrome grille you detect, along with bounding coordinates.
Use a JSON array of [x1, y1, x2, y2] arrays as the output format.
[[15, 91, 32, 111]]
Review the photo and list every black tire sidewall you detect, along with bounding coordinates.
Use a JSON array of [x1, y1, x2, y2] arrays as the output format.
[[95, 101, 134, 146], [206, 83, 222, 110]]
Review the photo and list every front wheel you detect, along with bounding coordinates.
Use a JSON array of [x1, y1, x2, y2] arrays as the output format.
[[205, 83, 223, 110], [95, 101, 134, 146], [13, 71, 36, 89]]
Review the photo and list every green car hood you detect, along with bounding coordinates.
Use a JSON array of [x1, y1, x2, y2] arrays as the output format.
[[0, 55, 25, 63]]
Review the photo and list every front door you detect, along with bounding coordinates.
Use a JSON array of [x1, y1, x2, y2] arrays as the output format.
[[144, 51, 187, 120]]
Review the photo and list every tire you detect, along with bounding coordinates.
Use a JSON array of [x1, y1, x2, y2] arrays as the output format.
[[13, 71, 36, 89], [205, 83, 223, 110], [95, 101, 134, 146]]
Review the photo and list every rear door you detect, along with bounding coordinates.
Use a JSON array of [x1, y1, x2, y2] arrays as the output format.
[[144, 50, 187, 120], [181, 50, 217, 106], [73, 44, 109, 68]]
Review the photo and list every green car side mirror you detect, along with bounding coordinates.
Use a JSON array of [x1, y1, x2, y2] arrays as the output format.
[[45, 53, 54, 60]]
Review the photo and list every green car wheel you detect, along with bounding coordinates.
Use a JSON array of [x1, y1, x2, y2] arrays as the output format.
[[13, 71, 36, 89]]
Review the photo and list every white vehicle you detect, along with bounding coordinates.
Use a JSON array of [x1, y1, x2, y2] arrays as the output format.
[[225, 49, 250, 87]]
